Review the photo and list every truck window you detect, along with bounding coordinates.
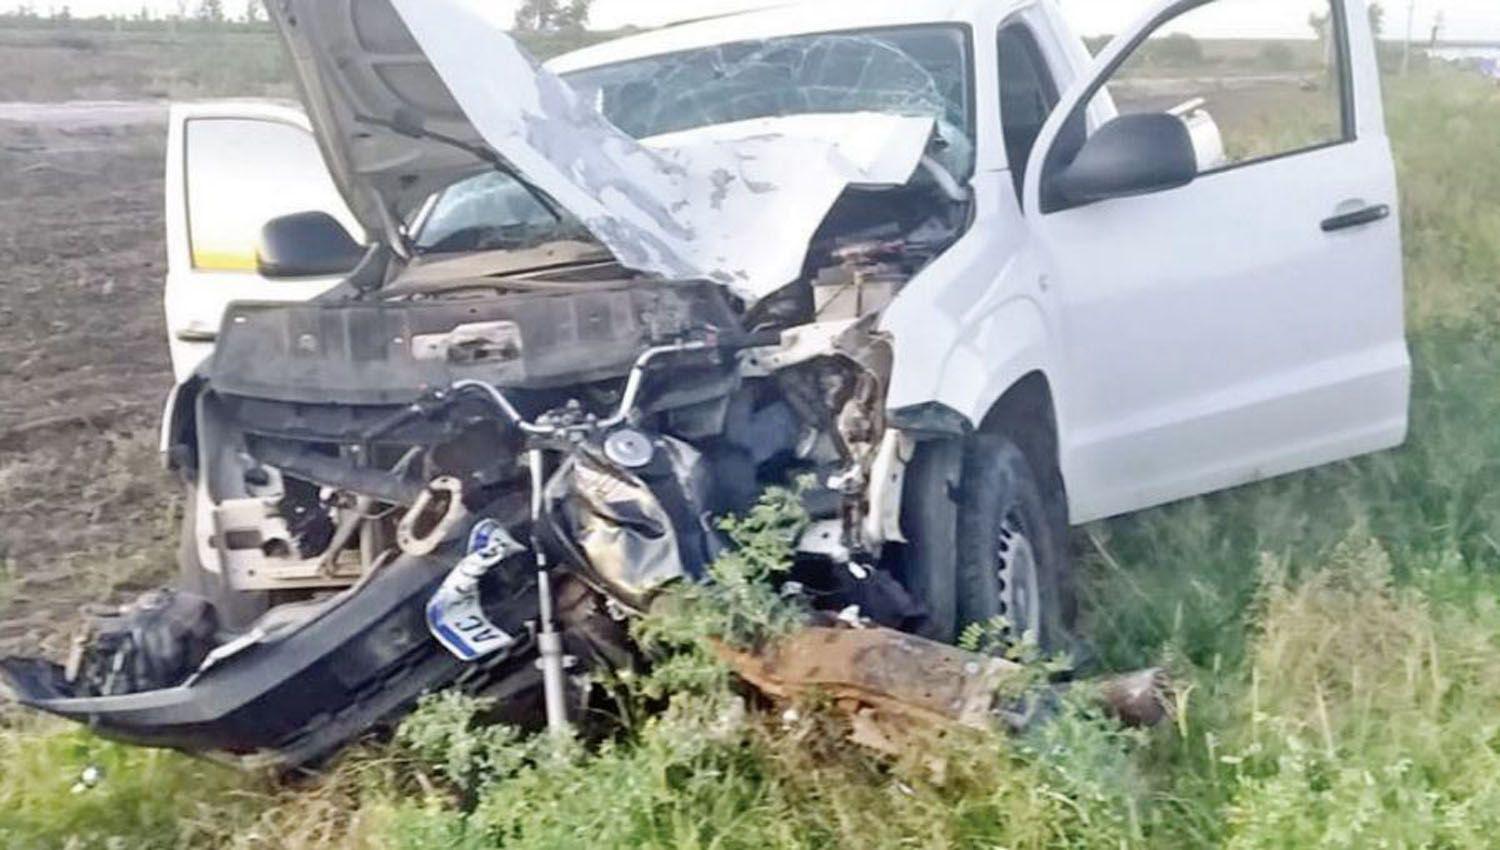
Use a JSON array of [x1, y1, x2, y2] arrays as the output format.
[[1086, 0, 1354, 174], [183, 118, 348, 272], [414, 171, 589, 255], [997, 22, 1060, 200]]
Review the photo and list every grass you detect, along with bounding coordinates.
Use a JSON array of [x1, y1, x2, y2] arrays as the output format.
[[0, 26, 293, 100], [0, 712, 255, 849], [2, 69, 1498, 848]]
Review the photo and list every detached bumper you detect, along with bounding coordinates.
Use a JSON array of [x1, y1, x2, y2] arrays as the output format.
[[1, 550, 466, 769]]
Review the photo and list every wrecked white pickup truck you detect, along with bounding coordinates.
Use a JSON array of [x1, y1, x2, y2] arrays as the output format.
[[1, 0, 1408, 768]]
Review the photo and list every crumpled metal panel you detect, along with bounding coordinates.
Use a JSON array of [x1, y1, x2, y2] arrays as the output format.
[[389, 0, 936, 302], [546, 437, 717, 609]]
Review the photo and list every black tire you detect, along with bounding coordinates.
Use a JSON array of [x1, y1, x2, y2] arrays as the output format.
[[897, 439, 963, 642], [954, 432, 1076, 653], [177, 484, 269, 632]]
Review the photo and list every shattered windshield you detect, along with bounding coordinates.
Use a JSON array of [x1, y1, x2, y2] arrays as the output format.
[[414, 25, 974, 257], [566, 26, 974, 176], [413, 172, 590, 255]]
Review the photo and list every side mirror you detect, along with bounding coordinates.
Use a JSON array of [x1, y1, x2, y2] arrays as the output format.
[[1048, 113, 1198, 209], [256, 211, 365, 278]]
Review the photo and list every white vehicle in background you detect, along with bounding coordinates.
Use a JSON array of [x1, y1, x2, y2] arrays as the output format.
[[5, 0, 1407, 768], [162, 101, 360, 381]]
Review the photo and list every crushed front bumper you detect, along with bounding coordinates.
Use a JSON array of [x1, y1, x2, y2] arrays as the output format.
[[1, 547, 477, 770]]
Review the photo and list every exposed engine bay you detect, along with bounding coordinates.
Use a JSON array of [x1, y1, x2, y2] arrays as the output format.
[[0, 180, 970, 767]]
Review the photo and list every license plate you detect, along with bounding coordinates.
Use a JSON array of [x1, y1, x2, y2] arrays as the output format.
[[425, 520, 525, 662]]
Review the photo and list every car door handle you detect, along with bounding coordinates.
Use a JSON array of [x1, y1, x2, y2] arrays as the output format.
[[1321, 203, 1390, 233]]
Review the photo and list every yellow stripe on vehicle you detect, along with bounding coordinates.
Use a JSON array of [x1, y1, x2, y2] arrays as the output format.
[[191, 249, 258, 271]]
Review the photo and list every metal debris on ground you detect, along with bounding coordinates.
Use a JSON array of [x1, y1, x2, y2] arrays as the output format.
[[716, 626, 1171, 751]]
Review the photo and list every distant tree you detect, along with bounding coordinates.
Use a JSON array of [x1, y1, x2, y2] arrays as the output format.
[[1154, 32, 1204, 66], [1308, 11, 1330, 42], [196, 0, 224, 23], [514, 0, 592, 34], [54, 4, 70, 21], [514, 0, 541, 31], [1367, 3, 1385, 39], [243, 0, 265, 24], [555, 0, 591, 31], [1308, 10, 1337, 69]]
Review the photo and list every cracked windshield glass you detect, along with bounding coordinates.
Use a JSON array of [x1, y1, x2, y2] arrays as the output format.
[[415, 25, 973, 256]]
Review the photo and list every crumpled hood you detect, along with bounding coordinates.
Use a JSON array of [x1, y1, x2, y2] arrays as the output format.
[[267, 0, 935, 301]]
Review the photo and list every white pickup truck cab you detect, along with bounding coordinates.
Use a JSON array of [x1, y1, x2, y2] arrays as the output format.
[[0, 0, 1407, 766], [167, 0, 1408, 517]]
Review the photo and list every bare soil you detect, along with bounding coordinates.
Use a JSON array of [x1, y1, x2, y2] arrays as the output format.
[[0, 115, 179, 660]]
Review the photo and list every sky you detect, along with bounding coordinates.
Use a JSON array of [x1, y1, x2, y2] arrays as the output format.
[[25, 0, 1500, 43]]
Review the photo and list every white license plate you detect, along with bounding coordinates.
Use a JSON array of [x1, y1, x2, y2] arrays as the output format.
[[425, 520, 524, 662], [427, 589, 515, 661]]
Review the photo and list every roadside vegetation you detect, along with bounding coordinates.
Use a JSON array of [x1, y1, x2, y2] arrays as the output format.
[[2, 68, 1499, 850]]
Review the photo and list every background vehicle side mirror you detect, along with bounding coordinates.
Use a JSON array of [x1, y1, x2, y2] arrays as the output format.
[[1048, 113, 1198, 209], [256, 211, 365, 278]]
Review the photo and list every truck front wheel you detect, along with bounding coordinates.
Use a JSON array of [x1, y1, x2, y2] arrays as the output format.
[[954, 432, 1076, 653]]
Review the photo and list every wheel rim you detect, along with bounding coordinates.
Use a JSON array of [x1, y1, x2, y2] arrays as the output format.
[[996, 511, 1042, 639]]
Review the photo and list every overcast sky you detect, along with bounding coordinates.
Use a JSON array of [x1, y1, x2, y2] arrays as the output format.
[[28, 0, 1500, 42]]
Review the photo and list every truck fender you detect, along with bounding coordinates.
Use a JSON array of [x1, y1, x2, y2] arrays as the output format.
[[885, 294, 1055, 435]]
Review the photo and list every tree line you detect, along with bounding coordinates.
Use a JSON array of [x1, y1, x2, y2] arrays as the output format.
[[3, 0, 595, 31]]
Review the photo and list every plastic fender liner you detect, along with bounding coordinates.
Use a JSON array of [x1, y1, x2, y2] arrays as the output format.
[[1, 547, 469, 767]]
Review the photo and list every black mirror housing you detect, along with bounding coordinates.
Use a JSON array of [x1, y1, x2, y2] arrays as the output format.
[[1048, 113, 1198, 210], [256, 211, 365, 278]]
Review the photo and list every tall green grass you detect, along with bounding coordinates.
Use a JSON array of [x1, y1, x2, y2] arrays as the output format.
[[2, 70, 1497, 849], [0, 714, 251, 849], [1078, 69, 1500, 847]]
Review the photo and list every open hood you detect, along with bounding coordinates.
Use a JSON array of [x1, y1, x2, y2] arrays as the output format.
[[267, 0, 937, 301]]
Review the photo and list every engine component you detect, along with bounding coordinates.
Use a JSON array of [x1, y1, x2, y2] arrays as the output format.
[[211, 490, 363, 589], [398, 476, 471, 556], [249, 437, 427, 506], [812, 240, 907, 321]]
